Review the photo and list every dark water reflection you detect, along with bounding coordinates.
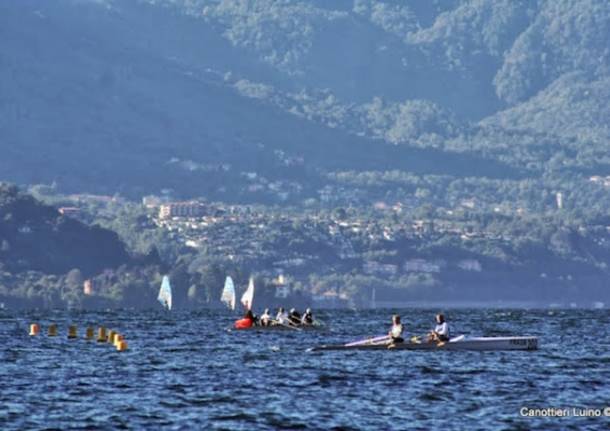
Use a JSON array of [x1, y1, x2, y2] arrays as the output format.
[[1, 309, 609, 430]]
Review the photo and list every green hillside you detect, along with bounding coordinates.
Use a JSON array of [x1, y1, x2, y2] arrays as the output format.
[[1, 0, 608, 204]]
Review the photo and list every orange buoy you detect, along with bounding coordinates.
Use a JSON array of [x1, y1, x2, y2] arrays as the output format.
[[29, 323, 40, 336], [68, 325, 77, 339], [116, 340, 128, 351], [85, 327, 94, 340], [107, 330, 116, 344], [48, 324, 57, 337], [97, 327, 107, 342]]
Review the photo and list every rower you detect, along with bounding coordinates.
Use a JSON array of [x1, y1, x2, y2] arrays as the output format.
[[301, 308, 314, 325], [428, 313, 450, 343], [275, 307, 289, 325], [260, 308, 271, 326], [288, 308, 301, 326], [388, 314, 404, 347]]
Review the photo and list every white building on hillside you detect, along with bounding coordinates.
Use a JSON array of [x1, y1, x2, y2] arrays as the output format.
[[404, 259, 441, 273], [457, 259, 482, 272]]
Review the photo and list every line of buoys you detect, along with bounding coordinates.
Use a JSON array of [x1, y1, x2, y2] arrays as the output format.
[[29, 323, 40, 336], [28, 323, 128, 352]]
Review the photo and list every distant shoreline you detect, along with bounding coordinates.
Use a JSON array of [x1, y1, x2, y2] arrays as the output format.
[[1, 301, 605, 311]]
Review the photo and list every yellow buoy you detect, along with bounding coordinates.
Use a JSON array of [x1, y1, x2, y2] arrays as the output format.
[[48, 324, 57, 337], [68, 325, 77, 339], [85, 327, 94, 340], [116, 340, 128, 351], [29, 323, 40, 336], [113, 334, 124, 347], [107, 330, 116, 344], [97, 327, 107, 342]]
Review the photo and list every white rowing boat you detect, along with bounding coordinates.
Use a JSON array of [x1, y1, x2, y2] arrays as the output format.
[[310, 335, 538, 351], [233, 318, 326, 331]]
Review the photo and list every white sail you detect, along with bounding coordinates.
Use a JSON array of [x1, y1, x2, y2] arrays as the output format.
[[241, 277, 255, 310], [158, 275, 172, 311], [221, 276, 236, 310]]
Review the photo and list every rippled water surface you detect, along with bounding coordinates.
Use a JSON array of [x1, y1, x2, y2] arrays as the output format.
[[1, 309, 609, 430]]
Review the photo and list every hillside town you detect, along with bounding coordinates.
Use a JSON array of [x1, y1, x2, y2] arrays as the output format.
[[28, 186, 610, 308], [152, 200, 486, 273], [123, 196, 606, 307]]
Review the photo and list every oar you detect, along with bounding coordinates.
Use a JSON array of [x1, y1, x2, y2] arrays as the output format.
[[282, 323, 302, 331], [312, 319, 325, 327], [345, 335, 390, 347], [272, 320, 302, 331]]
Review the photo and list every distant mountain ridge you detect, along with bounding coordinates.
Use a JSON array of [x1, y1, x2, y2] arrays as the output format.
[[0, 0, 608, 201]]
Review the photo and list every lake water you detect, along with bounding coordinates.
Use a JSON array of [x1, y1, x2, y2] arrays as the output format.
[[1, 308, 609, 430]]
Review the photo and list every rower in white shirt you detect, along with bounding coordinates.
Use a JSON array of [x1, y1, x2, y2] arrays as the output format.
[[275, 307, 289, 325], [260, 308, 271, 326], [387, 315, 405, 348], [428, 313, 450, 343]]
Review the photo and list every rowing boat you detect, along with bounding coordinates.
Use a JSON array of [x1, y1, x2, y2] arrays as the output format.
[[310, 335, 538, 351], [233, 321, 326, 331]]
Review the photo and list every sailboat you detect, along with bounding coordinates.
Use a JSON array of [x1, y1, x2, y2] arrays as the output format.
[[221, 276, 236, 310], [241, 277, 255, 310], [158, 275, 172, 311]]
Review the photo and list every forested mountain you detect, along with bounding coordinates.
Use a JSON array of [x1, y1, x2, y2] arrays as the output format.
[[0, 183, 166, 308], [1, 0, 608, 204], [0, 183, 129, 275]]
